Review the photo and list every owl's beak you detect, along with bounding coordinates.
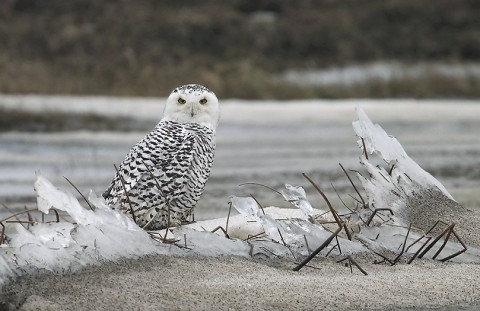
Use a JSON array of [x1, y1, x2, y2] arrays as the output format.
[[190, 103, 195, 117]]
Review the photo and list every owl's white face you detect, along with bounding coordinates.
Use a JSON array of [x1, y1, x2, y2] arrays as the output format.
[[161, 84, 220, 130]]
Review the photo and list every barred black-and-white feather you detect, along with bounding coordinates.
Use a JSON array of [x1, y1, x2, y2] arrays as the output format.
[[103, 84, 219, 230]]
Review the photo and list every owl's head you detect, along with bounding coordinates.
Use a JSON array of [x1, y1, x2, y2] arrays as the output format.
[[162, 84, 220, 130]]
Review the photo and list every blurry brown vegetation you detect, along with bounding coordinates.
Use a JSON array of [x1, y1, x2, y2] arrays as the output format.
[[0, 0, 479, 99]]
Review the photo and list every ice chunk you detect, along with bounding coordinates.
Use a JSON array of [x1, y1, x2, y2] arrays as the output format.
[[230, 197, 360, 257], [0, 174, 168, 286], [34, 172, 98, 225], [282, 184, 314, 219], [352, 106, 453, 200], [230, 196, 261, 219]]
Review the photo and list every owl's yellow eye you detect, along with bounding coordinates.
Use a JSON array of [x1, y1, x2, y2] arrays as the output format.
[[199, 98, 207, 105], [178, 98, 186, 104]]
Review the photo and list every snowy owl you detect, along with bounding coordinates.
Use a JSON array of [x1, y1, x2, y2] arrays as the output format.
[[103, 84, 219, 230]]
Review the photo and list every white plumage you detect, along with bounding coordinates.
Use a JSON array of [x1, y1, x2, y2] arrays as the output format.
[[103, 84, 219, 230]]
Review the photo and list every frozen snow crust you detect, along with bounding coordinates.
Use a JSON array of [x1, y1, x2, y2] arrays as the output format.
[[1, 107, 479, 286]]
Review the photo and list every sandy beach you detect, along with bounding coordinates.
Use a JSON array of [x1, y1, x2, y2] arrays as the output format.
[[3, 199, 480, 310], [1, 99, 480, 310], [2, 254, 479, 310]]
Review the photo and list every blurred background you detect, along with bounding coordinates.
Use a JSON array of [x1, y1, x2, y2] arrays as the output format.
[[1, 0, 479, 219], [1, 0, 480, 98]]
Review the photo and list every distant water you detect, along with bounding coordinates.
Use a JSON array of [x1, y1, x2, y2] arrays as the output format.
[[1, 100, 479, 221]]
